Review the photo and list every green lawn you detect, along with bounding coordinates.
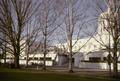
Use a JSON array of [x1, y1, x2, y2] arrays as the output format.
[[0, 68, 117, 81]]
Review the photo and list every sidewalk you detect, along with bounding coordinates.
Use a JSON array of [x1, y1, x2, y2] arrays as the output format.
[[48, 66, 109, 72]]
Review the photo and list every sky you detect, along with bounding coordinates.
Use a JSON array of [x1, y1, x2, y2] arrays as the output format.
[[51, 0, 107, 44], [79, 0, 107, 35], [22, 0, 108, 45]]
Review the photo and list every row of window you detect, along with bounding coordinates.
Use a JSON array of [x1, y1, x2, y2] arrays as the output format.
[[2, 57, 52, 61], [26, 57, 52, 61], [89, 57, 107, 62]]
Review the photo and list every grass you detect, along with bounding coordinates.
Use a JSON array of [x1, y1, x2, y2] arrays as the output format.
[[0, 68, 118, 81]]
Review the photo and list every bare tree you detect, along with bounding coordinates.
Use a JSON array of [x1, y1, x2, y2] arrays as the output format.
[[37, 0, 60, 70], [0, 0, 34, 68], [0, 33, 7, 66], [55, 0, 93, 72], [93, 0, 120, 78], [25, 19, 42, 68]]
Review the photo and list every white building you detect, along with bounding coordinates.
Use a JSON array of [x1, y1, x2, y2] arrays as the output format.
[[55, 7, 120, 70], [0, 39, 26, 64], [0, 43, 59, 66], [1, 1, 120, 69]]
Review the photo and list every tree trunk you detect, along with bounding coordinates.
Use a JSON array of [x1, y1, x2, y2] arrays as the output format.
[[43, 52, 46, 70], [43, 34, 47, 70], [109, 64, 111, 77], [3, 50, 6, 65], [113, 54, 118, 78], [112, 39, 118, 78], [14, 43, 20, 68], [68, 39, 73, 73], [26, 53, 29, 68], [68, 53, 73, 73], [14, 54, 19, 68], [107, 54, 112, 77]]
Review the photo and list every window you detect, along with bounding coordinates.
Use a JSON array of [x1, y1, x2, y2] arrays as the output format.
[[34, 57, 38, 60], [103, 57, 107, 61], [89, 57, 101, 62], [29, 57, 33, 60], [24, 57, 26, 60], [40, 57, 52, 61], [72, 58, 74, 63]]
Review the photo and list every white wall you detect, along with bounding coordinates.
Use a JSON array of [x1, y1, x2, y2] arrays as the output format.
[[79, 62, 120, 70], [73, 53, 84, 67], [58, 55, 67, 66], [28, 60, 53, 66]]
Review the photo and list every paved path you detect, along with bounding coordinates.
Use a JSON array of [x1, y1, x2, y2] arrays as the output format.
[[48, 66, 109, 72], [26, 66, 120, 78]]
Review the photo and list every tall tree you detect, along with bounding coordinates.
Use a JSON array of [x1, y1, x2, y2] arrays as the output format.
[[0, 33, 7, 66], [37, 0, 60, 70], [56, 0, 91, 72], [0, 0, 34, 68], [93, 0, 120, 78], [25, 19, 41, 68]]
